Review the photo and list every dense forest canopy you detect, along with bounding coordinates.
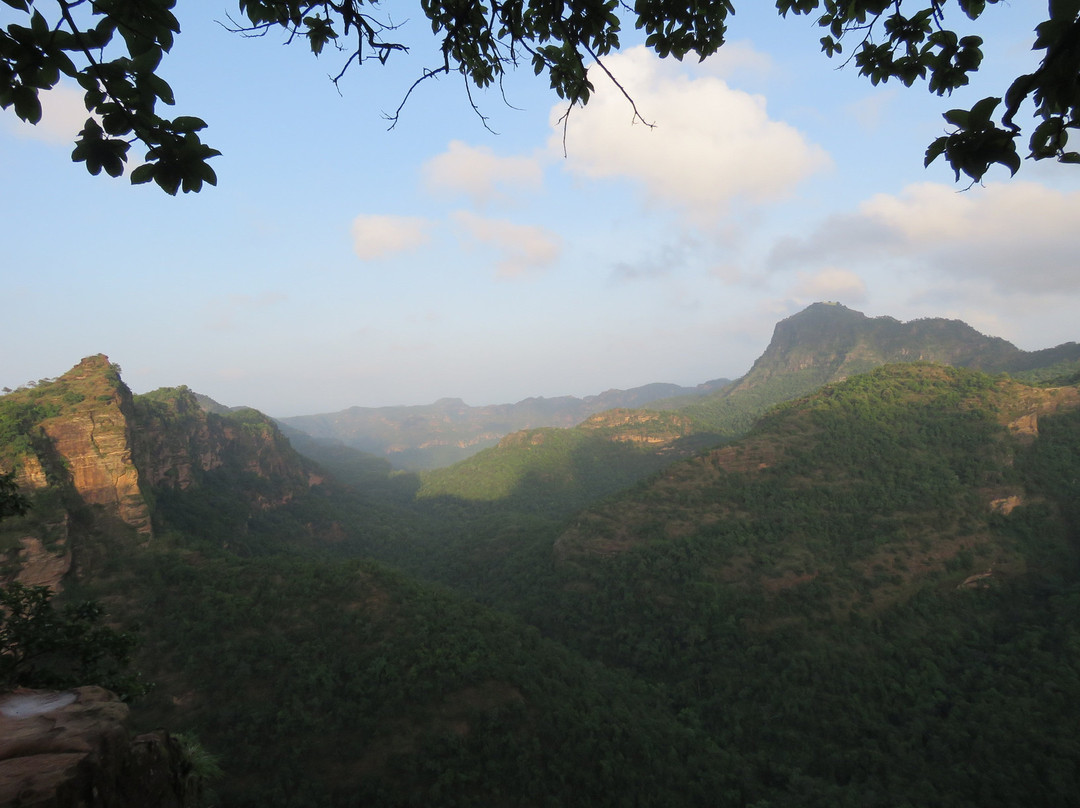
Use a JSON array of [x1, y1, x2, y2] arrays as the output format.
[[3, 338, 1080, 805]]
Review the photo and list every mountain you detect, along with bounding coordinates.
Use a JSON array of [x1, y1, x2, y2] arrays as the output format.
[[6, 322, 1080, 807], [674, 301, 1080, 435], [0, 355, 321, 581], [439, 364, 1080, 806], [303, 358, 1080, 808], [398, 303, 1080, 531], [0, 358, 732, 807], [278, 378, 730, 470]]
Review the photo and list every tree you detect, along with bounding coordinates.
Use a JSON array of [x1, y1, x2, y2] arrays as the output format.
[[0, 471, 28, 520], [0, 581, 147, 698], [2, 0, 1077, 192]]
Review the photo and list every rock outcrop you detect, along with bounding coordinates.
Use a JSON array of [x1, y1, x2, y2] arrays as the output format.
[[5, 355, 152, 538], [1, 357, 319, 585], [0, 687, 192, 807], [130, 386, 315, 508]]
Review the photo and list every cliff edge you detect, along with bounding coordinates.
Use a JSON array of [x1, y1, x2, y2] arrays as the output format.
[[0, 687, 192, 807]]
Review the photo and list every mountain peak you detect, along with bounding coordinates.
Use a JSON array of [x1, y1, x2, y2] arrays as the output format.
[[747, 304, 1020, 383], [771, 301, 874, 339]]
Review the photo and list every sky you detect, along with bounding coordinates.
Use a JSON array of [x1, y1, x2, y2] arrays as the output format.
[[3, 3, 1079, 416]]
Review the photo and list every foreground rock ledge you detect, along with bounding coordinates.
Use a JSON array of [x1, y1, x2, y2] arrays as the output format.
[[0, 687, 189, 808]]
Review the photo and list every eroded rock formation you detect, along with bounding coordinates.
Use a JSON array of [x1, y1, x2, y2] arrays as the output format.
[[0, 687, 191, 807]]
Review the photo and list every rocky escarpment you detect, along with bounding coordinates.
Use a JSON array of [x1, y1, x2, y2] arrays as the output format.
[[1, 357, 150, 586], [1, 357, 320, 585], [0, 687, 194, 807], [730, 302, 1080, 395], [131, 386, 317, 509], [577, 408, 695, 444], [5, 356, 151, 537]]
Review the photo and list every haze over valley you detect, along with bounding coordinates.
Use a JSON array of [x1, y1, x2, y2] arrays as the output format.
[[3, 302, 1080, 805]]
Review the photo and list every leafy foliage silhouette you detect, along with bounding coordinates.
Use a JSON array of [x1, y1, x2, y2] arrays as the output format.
[[1, 1, 1077, 190]]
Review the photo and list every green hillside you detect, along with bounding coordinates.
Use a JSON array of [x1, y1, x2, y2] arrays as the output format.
[[417, 409, 713, 509], [5, 344, 1080, 807], [0, 361, 729, 807], [69, 548, 730, 808], [672, 302, 1080, 436], [403, 303, 1080, 548], [486, 364, 1080, 806]]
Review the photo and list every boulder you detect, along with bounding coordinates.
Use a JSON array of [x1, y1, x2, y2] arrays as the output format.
[[0, 687, 189, 807]]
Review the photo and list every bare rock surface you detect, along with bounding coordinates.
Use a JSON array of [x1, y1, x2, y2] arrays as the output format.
[[0, 687, 189, 807]]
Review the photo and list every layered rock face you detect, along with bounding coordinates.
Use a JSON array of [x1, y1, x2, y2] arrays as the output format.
[[2, 357, 320, 587], [40, 393, 151, 537], [5, 355, 151, 538], [130, 386, 315, 508], [0, 687, 191, 807]]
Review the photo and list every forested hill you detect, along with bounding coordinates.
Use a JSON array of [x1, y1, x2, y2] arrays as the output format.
[[399, 304, 1080, 522], [4, 354, 1080, 806], [278, 378, 730, 470], [673, 301, 1080, 435], [310, 361, 1080, 807], [275, 302, 1080, 475], [0, 359, 735, 807], [491, 364, 1080, 807]]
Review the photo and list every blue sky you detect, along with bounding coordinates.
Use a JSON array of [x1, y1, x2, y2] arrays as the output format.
[[3, 3, 1079, 416]]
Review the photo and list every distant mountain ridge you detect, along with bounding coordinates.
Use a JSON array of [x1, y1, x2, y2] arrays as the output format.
[[736, 301, 1077, 387], [278, 379, 730, 470], [674, 302, 1080, 435], [278, 302, 1080, 474]]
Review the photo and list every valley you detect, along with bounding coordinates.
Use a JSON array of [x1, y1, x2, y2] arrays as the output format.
[[2, 303, 1080, 806]]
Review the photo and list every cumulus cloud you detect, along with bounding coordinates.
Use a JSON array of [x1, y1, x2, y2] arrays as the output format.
[[350, 214, 431, 260], [788, 267, 868, 304], [452, 211, 561, 278], [696, 40, 774, 81], [770, 181, 1080, 294], [844, 89, 898, 132], [6, 82, 89, 144], [549, 46, 830, 219], [423, 140, 543, 205]]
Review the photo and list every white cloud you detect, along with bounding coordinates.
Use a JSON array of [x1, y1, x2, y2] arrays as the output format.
[[452, 211, 561, 278], [549, 46, 830, 220], [6, 83, 90, 144], [844, 89, 898, 132], [350, 214, 431, 260], [770, 181, 1080, 294], [696, 40, 774, 81], [423, 140, 543, 205], [788, 267, 868, 304]]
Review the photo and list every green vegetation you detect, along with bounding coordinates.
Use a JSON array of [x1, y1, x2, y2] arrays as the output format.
[[418, 422, 705, 510], [0, 582, 146, 699], [5, 354, 1080, 806], [0, 472, 27, 521], [4, 3, 1077, 190], [86, 550, 730, 807]]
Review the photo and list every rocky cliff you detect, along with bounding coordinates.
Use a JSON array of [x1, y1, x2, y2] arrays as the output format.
[[3, 356, 151, 538], [0, 357, 319, 587], [0, 687, 193, 807], [131, 386, 316, 505], [733, 302, 1079, 392]]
